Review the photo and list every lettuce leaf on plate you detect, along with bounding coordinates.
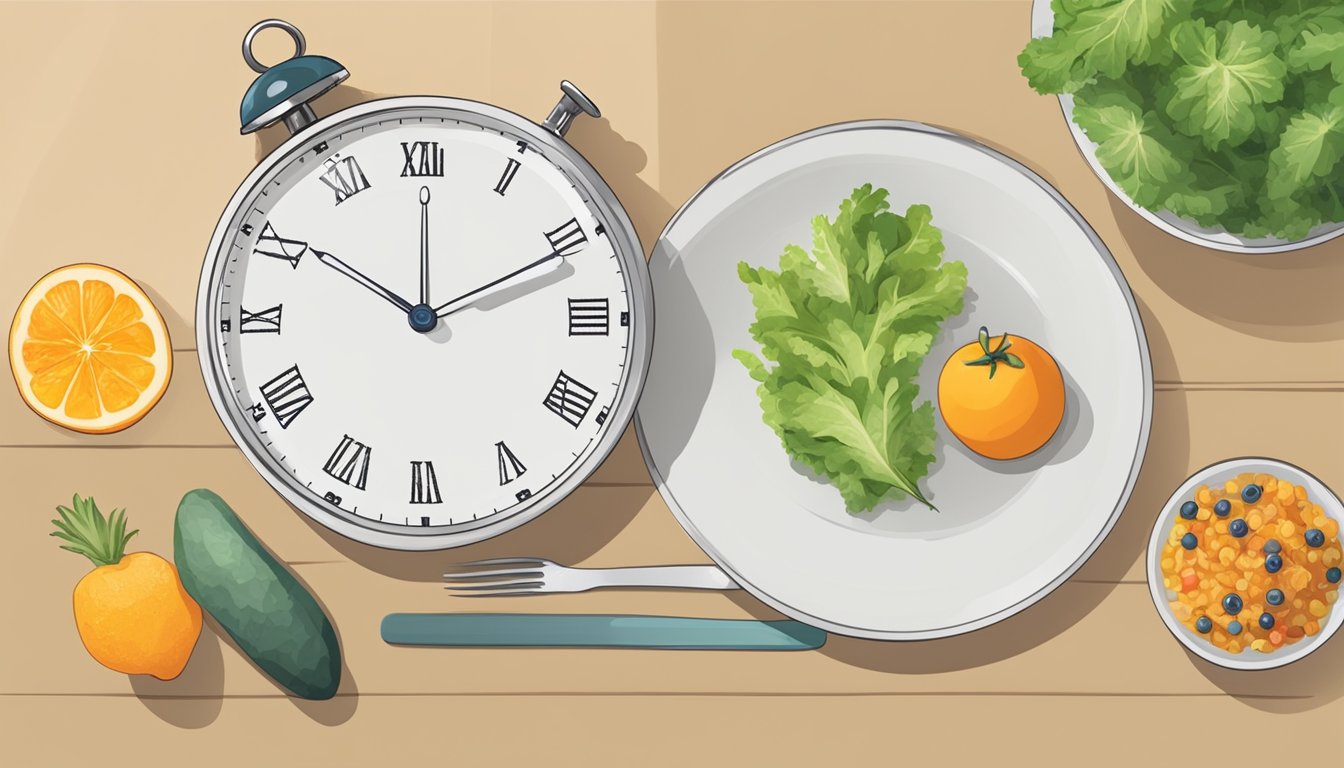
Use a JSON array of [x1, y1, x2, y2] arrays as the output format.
[[733, 185, 967, 513]]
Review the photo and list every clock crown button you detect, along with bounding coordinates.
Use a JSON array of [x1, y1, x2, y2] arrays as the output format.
[[542, 81, 601, 138], [238, 19, 348, 136]]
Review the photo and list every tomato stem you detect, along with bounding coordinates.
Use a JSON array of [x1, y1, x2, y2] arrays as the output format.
[[964, 326, 1026, 380]]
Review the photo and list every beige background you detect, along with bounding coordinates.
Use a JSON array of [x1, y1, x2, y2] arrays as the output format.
[[3, 1, 1343, 764]]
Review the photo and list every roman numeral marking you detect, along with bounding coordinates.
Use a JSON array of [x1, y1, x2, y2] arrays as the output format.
[[253, 222, 308, 269], [410, 461, 442, 504], [568, 298, 609, 336], [494, 158, 521, 195], [239, 304, 282, 334], [258, 365, 313, 429], [544, 218, 587, 257], [543, 370, 597, 428], [323, 434, 372, 490], [496, 441, 527, 486], [319, 154, 371, 204], [400, 141, 444, 177]]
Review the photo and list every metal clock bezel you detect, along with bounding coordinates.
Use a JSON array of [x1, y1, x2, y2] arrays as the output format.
[[197, 95, 653, 551]]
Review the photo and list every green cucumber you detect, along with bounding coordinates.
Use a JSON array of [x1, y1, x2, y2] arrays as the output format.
[[173, 489, 341, 700]]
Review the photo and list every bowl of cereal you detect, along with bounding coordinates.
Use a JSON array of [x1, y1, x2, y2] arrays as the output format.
[[1148, 458, 1344, 670]]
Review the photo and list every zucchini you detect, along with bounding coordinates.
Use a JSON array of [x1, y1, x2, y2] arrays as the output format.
[[173, 489, 341, 700]]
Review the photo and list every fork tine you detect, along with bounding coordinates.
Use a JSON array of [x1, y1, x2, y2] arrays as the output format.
[[448, 557, 545, 568], [445, 581, 544, 594], [442, 570, 543, 582]]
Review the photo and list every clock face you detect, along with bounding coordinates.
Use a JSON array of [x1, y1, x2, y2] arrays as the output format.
[[201, 101, 645, 547]]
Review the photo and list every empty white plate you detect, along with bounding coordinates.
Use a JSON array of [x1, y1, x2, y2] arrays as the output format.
[[637, 121, 1152, 639]]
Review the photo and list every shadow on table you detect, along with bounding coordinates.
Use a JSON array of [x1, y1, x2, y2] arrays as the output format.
[[303, 478, 655, 583], [565, 115, 676, 253], [130, 580, 360, 727], [1190, 631, 1344, 713], [130, 623, 226, 728], [1112, 197, 1344, 345]]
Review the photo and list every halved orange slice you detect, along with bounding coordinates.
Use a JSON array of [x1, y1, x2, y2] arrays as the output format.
[[9, 264, 172, 434]]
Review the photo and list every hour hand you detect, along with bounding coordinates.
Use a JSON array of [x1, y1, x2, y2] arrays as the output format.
[[316, 250, 413, 313], [433, 252, 564, 318]]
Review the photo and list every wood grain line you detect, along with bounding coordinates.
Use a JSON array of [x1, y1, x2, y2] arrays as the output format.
[[1154, 381, 1344, 392], [0, 691, 1311, 700]]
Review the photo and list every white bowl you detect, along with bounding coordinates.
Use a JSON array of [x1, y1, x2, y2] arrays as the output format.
[[1029, 0, 1344, 254], [1147, 458, 1344, 670]]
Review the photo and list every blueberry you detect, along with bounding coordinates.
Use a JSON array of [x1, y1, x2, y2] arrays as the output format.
[[1265, 554, 1283, 573], [1223, 593, 1244, 615], [1228, 620, 1243, 636], [1214, 499, 1231, 517], [1263, 539, 1282, 554], [1267, 589, 1285, 606], [1180, 500, 1199, 519], [1305, 529, 1325, 548], [1180, 532, 1198, 550], [1328, 567, 1342, 584], [1195, 616, 1213, 634], [1241, 484, 1262, 504], [1230, 519, 1249, 538], [1259, 612, 1275, 630]]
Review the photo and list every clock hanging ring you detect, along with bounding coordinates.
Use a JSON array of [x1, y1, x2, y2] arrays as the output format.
[[197, 20, 654, 550]]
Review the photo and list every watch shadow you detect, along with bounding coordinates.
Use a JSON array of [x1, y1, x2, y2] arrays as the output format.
[[563, 116, 676, 257]]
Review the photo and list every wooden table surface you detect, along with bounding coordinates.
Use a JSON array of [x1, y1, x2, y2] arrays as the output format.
[[4, 1, 1343, 763]]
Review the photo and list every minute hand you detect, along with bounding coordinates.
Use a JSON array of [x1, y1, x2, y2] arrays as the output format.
[[316, 250, 414, 313], [433, 251, 564, 318]]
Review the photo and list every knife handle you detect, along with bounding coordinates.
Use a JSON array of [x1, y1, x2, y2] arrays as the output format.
[[381, 613, 826, 650]]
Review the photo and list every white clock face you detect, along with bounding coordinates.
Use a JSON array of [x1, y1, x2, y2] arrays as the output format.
[[204, 104, 640, 541]]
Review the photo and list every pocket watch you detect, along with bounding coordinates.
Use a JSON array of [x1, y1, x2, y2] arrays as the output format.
[[197, 20, 653, 550]]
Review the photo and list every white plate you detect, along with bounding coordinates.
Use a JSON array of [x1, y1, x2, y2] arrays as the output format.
[[637, 121, 1153, 640], [1030, 0, 1344, 254], [1147, 458, 1344, 670]]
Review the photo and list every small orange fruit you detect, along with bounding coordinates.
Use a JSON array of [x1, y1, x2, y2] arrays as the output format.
[[937, 326, 1064, 460], [9, 264, 171, 434], [53, 495, 201, 680]]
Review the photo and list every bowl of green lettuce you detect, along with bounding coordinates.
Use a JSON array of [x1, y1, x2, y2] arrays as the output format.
[[1022, 0, 1344, 253]]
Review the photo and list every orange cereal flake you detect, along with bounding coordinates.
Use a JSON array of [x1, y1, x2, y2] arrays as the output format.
[[1161, 472, 1339, 655]]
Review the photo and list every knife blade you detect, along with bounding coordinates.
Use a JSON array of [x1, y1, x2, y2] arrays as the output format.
[[381, 613, 826, 650]]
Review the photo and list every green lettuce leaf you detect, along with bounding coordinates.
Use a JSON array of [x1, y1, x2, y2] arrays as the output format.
[[735, 186, 966, 513], [1267, 103, 1344, 199], [1072, 95, 1195, 208], [1021, 1, 1344, 240], [1164, 19, 1287, 149]]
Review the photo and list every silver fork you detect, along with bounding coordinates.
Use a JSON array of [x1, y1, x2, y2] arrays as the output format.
[[442, 557, 738, 597]]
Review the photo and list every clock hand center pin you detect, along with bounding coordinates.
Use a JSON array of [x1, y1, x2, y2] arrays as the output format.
[[408, 185, 438, 333]]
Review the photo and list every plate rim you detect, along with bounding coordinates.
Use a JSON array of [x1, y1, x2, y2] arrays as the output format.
[[636, 118, 1155, 640]]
